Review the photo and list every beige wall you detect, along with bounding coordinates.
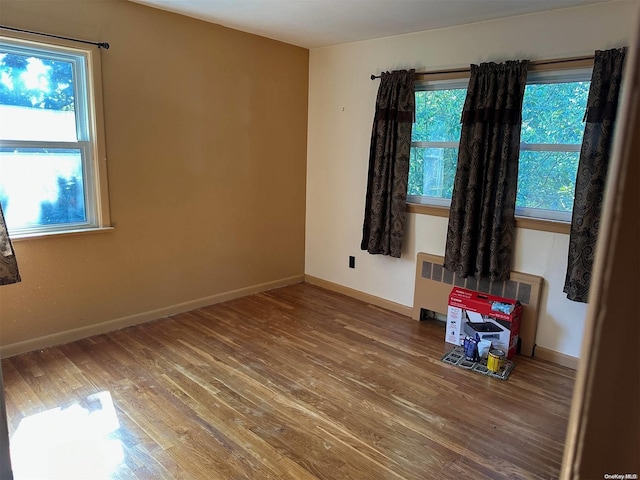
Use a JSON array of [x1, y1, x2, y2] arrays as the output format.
[[0, 0, 309, 354], [306, 1, 639, 360]]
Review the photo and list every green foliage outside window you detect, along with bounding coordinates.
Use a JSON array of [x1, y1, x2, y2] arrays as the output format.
[[0, 52, 75, 111], [412, 89, 465, 142], [408, 77, 590, 217], [517, 81, 589, 212], [520, 82, 589, 145], [517, 151, 580, 211], [409, 147, 458, 198], [409, 88, 465, 197], [0, 46, 88, 232]]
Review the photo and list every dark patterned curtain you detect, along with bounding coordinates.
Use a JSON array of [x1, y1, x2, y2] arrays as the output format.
[[444, 60, 529, 282], [0, 204, 20, 285], [564, 48, 627, 303], [361, 70, 415, 258]]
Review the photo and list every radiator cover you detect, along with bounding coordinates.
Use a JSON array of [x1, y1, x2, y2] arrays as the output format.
[[413, 252, 543, 357]]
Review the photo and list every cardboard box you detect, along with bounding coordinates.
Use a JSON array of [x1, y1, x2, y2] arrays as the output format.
[[446, 287, 522, 359]]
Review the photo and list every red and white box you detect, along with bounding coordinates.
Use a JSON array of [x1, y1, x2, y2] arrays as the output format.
[[446, 287, 522, 359]]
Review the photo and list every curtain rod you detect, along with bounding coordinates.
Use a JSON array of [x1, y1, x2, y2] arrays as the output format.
[[370, 55, 595, 80], [0, 25, 109, 49]]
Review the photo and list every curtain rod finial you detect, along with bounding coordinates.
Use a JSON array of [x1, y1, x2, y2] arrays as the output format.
[[99, 42, 110, 49], [370, 74, 376, 80]]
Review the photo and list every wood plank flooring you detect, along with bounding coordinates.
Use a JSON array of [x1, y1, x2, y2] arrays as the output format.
[[1, 283, 576, 479]]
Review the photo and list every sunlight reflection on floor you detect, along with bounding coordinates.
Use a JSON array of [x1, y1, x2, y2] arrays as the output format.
[[10, 391, 125, 479]]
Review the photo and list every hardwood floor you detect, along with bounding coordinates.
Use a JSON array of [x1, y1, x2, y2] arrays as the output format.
[[1, 283, 575, 479]]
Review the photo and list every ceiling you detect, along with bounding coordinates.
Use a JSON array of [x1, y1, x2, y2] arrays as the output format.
[[128, 0, 607, 49]]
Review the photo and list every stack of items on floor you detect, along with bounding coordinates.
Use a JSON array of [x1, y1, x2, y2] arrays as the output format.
[[443, 287, 522, 379]]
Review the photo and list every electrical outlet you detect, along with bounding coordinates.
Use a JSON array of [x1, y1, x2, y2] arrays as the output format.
[[348, 256, 355, 268]]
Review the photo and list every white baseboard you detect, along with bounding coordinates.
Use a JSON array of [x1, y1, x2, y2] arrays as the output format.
[[534, 346, 579, 370], [304, 275, 413, 317], [1, 274, 305, 358]]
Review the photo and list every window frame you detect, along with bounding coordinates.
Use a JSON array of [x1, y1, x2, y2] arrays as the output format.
[[0, 32, 111, 240], [516, 67, 592, 222], [407, 60, 594, 232], [408, 77, 468, 207]]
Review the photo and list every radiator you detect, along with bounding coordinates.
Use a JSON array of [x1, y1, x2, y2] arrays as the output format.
[[412, 252, 543, 357]]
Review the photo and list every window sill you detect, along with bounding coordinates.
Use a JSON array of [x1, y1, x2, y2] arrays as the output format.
[[11, 226, 115, 242], [406, 203, 449, 218], [405, 203, 570, 234], [513, 216, 570, 234]]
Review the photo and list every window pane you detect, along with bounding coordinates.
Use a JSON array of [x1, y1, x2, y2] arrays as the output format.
[[0, 51, 77, 141], [516, 150, 579, 212], [521, 81, 590, 145], [412, 89, 466, 142], [408, 147, 458, 198], [0, 148, 86, 230]]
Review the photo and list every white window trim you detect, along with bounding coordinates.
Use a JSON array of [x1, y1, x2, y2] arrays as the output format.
[[406, 194, 450, 207], [412, 141, 459, 149], [0, 31, 111, 239], [416, 78, 470, 91]]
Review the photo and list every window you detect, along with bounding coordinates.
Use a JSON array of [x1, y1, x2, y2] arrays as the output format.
[[408, 79, 467, 205], [0, 34, 109, 238], [518, 70, 590, 220], [408, 68, 591, 222]]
